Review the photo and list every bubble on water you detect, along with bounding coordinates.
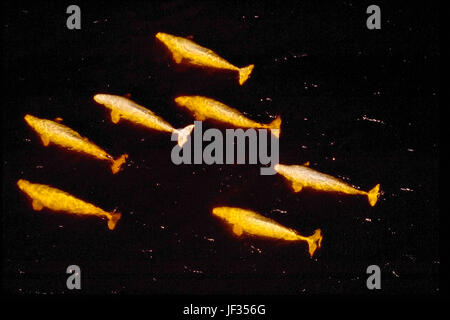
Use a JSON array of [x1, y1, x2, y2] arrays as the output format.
[[203, 236, 215, 242], [250, 245, 262, 254], [271, 208, 287, 214], [184, 265, 204, 274], [405, 254, 416, 262], [358, 115, 386, 124]]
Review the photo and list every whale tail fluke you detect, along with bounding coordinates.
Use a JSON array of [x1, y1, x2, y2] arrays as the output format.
[[111, 154, 128, 174], [304, 229, 323, 257], [268, 115, 282, 138], [238, 64, 254, 85], [107, 210, 122, 230], [176, 124, 195, 147], [367, 184, 381, 207]]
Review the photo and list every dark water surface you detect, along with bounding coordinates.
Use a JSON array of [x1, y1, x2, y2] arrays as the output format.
[[3, 1, 439, 295]]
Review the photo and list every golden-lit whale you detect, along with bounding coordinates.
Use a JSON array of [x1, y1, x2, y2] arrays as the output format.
[[155, 32, 254, 85], [93, 94, 194, 147], [17, 179, 121, 230], [174, 95, 281, 138], [24, 114, 128, 174], [274, 162, 381, 206], [212, 206, 323, 257]]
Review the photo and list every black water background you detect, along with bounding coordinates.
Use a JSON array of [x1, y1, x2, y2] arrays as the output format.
[[2, 1, 439, 294]]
